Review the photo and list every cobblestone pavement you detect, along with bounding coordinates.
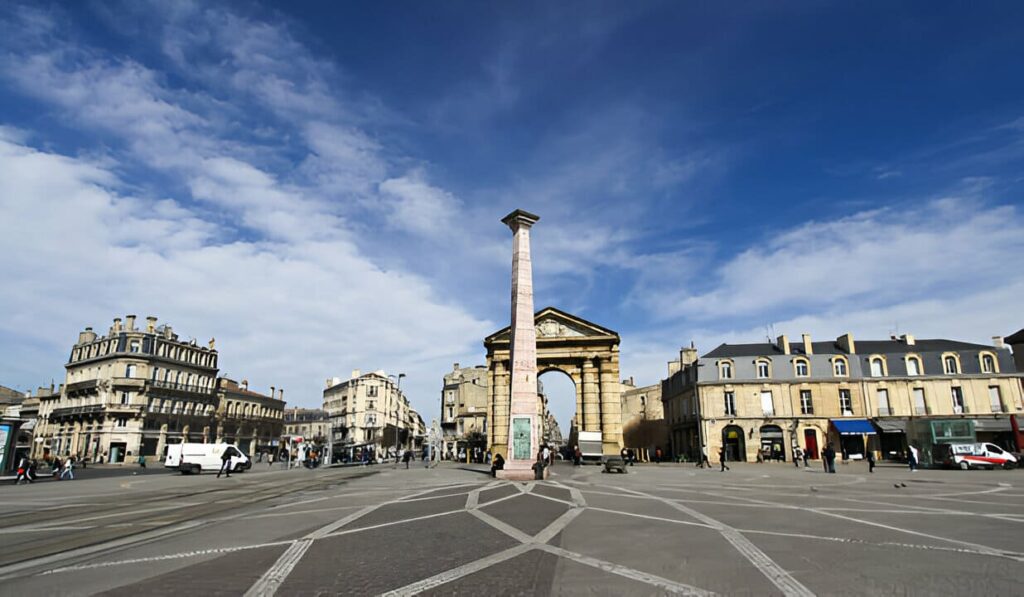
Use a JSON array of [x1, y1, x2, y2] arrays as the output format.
[[1, 461, 1023, 595]]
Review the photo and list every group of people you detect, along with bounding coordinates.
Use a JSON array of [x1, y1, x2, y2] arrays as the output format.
[[12, 455, 76, 484]]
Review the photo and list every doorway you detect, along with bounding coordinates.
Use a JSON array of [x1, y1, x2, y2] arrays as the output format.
[[722, 425, 745, 462], [804, 429, 819, 459], [760, 425, 785, 461], [109, 442, 127, 463]]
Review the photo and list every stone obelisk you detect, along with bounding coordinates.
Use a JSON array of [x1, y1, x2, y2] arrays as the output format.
[[497, 209, 541, 480]]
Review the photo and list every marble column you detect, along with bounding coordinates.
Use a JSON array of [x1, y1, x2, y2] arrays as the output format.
[[582, 359, 600, 432], [497, 209, 541, 480], [599, 356, 623, 454]]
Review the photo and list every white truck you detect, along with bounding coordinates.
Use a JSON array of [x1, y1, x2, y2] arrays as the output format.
[[940, 442, 1017, 470], [165, 443, 251, 474], [577, 431, 604, 465]]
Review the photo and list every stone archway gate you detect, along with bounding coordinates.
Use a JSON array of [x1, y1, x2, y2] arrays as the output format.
[[485, 306, 622, 458]]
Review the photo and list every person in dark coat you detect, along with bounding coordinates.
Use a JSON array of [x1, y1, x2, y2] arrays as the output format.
[[217, 447, 234, 478], [719, 446, 730, 472], [867, 450, 876, 473], [823, 445, 837, 473], [490, 453, 505, 477]]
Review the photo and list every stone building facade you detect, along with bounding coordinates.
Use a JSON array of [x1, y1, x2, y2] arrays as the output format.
[[323, 370, 420, 462], [214, 378, 285, 455], [619, 378, 666, 461], [283, 408, 330, 443], [35, 315, 285, 463], [663, 333, 1024, 466], [440, 363, 489, 458]]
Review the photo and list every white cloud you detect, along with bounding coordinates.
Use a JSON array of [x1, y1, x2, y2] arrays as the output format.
[[0, 122, 489, 421], [378, 173, 462, 238]]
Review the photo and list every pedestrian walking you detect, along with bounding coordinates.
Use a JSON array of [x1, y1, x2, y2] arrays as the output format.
[[719, 446, 730, 472], [14, 457, 31, 485], [60, 457, 75, 480], [654, 447, 663, 464], [867, 450, 876, 473], [793, 447, 802, 468], [268, 453, 274, 467], [402, 450, 413, 469], [139, 454, 147, 469], [216, 446, 234, 478], [908, 444, 919, 472], [698, 445, 711, 469], [573, 445, 582, 466], [541, 444, 551, 466], [803, 449, 810, 468]]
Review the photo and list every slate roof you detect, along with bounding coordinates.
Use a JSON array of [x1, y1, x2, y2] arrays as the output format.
[[1005, 329, 1024, 344], [703, 338, 997, 359]]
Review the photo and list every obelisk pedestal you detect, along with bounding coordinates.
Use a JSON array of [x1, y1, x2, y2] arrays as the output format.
[[496, 209, 542, 481]]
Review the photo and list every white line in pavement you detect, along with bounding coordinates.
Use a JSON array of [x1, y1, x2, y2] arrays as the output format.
[[0, 520, 203, 581], [735, 527, 1024, 559], [533, 508, 583, 544], [524, 491, 575, 508], [0, 525, 97, 534], [321, 509, 463, 539], [586, 506, 714, 529], [41, 540, 297, 574], [806, 508, 1024, 561], [244, 482, 461, 597], [615, 486, 814, 597], [247, 504, 365, 519], [381, 543, 535, 596], [536, 544, 714, 596], [468, 508, 533, 543]]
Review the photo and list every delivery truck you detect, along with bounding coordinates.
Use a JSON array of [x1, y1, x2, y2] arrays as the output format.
[[165, 443, 251, 474]]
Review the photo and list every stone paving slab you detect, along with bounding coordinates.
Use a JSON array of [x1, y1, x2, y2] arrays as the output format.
[[101, 545, 288, 596], [280, 512, 516, 595], [478, 484, 519, 505], [480, 493, 571, 537]]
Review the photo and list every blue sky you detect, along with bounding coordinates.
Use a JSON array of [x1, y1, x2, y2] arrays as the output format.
[[1, 2, 1023, 429]]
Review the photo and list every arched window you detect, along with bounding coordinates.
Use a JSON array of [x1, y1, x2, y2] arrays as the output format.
[[719, 361, 733, 380], [906, 356, 922, 376], [869, 357, 885, 377], [943, 355, 959, 375], [980, 353, 997, 374], [833, 357, 848, 377], [794, 359, 809, 377], [755, 359, 771, 379]]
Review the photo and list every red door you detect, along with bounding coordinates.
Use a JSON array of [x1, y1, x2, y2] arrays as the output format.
[[804, 429, 819, 459]]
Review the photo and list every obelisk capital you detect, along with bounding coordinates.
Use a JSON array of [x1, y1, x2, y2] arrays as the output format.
[[501, 209, 540, 232]]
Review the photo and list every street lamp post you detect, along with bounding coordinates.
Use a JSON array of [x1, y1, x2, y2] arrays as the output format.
[[388, 373, 405, 466]]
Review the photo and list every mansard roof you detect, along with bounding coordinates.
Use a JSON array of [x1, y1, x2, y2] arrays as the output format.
[[704, 338, 998, 359]]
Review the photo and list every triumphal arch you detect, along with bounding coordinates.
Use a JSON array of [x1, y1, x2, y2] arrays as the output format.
[[485, 306, 622, 457]]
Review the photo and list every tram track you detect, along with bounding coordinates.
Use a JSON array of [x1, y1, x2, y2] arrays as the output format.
[[0, 468, 379, 579]]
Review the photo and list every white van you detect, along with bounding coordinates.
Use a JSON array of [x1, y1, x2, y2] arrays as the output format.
[[165, 443, 251, 474], [941, 442, 1017, 470], [577, 431, 604, 464]]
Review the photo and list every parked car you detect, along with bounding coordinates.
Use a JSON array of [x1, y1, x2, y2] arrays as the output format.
[[939, 442, 1017, 470]]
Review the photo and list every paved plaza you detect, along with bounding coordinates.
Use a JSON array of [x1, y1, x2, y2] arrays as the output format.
[[1, 461, 1023, 595]]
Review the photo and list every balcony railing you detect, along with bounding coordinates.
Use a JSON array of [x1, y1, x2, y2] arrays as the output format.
[[149, 379, 214, 395]]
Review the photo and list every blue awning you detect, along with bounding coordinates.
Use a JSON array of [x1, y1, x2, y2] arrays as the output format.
[[831, 419, 877, 435]]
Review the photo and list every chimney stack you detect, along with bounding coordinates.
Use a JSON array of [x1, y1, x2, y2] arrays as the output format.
[[777, 334, 790, 355], [79, 327, 97, 344], [681, 346, 699, 366], [125, 315, 136, 330], [269, 384, 274, 397], [164, 325, 174, 339], [901, 334, 916, 346], [837, 333, 856, 354], [278, 388, 284, 401], [453, 363, 460, 372], [146, 316, 157, 333], [351, 369, 361, 379], [993, 336, 1005, 349], [112, 317, 122, 333], [242, 379, 249, 390], [802, 334, 813, 355]]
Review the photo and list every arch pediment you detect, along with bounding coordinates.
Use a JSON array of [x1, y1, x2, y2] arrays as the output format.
[[484, 306, 619, 346]]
